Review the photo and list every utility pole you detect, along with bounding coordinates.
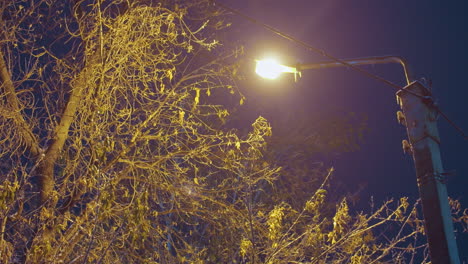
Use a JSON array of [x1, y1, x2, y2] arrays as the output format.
[[397, 81, 460, 264]]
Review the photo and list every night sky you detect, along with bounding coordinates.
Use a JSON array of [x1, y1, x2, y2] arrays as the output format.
[[221, 0, 468, 259]]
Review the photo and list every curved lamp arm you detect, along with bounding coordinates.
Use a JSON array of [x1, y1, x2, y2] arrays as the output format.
[[297, 56, 412, 85]]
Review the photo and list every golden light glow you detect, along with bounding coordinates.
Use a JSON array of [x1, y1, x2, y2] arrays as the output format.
[[255, 58, 297, 79]]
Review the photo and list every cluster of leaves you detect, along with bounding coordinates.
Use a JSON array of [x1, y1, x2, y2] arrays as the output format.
[[235, 168, 442, 264], [0, 0, 466, 263]]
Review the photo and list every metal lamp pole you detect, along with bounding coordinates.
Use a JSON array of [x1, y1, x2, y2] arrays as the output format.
[[294, 56, 459, 263]]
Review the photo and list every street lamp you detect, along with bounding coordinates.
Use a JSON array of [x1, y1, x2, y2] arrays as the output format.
[[255, 58, 299, 80], [256, 56, 460, 264]]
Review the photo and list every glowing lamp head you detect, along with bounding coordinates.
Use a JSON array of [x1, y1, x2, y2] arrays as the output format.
[[255, 58, 298, 79]]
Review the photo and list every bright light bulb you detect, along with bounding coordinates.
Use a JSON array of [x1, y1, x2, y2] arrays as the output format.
[[255, 58, 298, 79], [256, 59, 283, 79]]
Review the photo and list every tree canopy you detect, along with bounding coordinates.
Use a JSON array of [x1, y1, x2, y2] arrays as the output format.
[[0, 0, 466, 263]]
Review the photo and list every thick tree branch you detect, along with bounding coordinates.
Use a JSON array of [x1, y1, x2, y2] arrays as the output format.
[[39, 69, 88, 204]]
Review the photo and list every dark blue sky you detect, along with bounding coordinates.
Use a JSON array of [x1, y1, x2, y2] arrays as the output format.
[[222, 0, 468, 258]]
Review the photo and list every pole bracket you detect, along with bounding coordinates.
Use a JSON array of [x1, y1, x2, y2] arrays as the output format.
[[411, 131, 441, 146], [417, 171, 456, 186]]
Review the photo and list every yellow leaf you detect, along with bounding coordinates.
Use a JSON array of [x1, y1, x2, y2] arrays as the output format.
[[167, 70, 173, 80], [194, 177, 199, 185], [239, 97, 244, 105], [194, 88, 200, 106], [235, 141, 241, 150], [179, 110, 185, 124], [206, 88, 211, 96]]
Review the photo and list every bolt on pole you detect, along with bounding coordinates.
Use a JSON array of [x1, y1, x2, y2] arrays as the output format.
[[397, 81, 460, 264]]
